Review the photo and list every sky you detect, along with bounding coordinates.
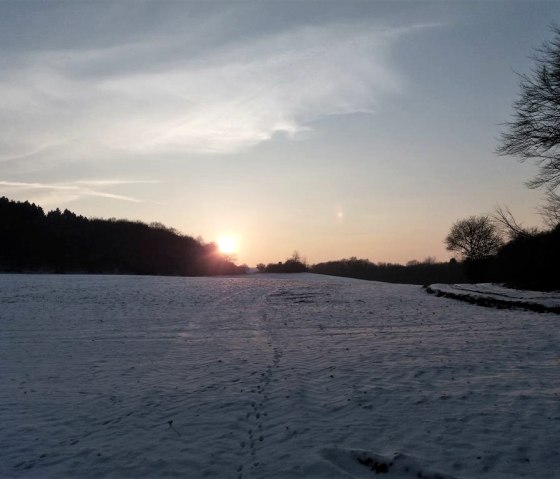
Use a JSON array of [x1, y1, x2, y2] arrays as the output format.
[[1, 0, 559, 267]]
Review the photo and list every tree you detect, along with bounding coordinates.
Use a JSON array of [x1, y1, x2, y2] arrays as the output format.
[[497, 26, 560, 191], [493, 205, 539, 240], [445, 215, 502, 261], [538, 190, 560, 228], [261, 251, 309, 273], [0, 196, 247, 276]]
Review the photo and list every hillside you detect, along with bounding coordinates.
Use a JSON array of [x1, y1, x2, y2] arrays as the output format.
[[0, 197, 244, 276]]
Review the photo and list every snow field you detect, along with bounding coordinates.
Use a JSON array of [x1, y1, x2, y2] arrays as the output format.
[[1, 273, 559, 478]]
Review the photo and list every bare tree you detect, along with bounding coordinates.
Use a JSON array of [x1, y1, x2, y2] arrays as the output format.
[[497, 26, 560, 191], [539, 189, 560, 228], [445, 216, 503, 261], [288, 250, 308, 267], [493, 205, 539, 240]]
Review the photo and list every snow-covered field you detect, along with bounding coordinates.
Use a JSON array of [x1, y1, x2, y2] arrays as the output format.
[[1, 273, 559, 478]]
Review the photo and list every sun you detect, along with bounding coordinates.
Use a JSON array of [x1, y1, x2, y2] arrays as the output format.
[[217, 236, 238, 255]]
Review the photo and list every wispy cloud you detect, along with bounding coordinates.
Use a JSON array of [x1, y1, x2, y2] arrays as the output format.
[[0, 181, 78, 190], [0, 19, 433, 162], [0, 179, 159, 206], [73, 179, 160, 187]]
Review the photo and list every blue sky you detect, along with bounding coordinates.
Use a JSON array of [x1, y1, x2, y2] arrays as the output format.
[[1, 1, 559, 266]]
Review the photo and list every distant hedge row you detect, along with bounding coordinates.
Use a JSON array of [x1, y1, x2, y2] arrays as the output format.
[[308, 226, 560, 290], [310, 257, 467, 285]]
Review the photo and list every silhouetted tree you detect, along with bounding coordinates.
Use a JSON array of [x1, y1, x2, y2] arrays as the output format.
[[445, 216, 502, 261], [311, 257, 467, 285], [494, 224, 560, 291], [262, 251, 308, 273], [493, 205, 539, 240], [539, 190, 560, 228], [497, 26, 560, 190], [0, 196, 245, 277]]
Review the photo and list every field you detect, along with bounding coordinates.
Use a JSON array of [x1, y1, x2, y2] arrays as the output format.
[[1, 273, 559, 478]]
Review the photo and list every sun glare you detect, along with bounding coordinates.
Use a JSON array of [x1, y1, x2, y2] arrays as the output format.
[[217, 236, 237, 255]]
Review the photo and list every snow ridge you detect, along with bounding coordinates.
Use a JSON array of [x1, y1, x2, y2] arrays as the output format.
[[426, 283, 560, 314]]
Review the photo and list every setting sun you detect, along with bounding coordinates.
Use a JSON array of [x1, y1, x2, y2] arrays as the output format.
[[217, 236, 238, 255]]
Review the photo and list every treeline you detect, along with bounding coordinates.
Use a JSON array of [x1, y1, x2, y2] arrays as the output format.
[[444, 213, 560, 291], [257, 252, 309, 274], [0, 197, 246, 276], [472, 226, 560, 291], [256, 252, 468, 285], [311, 257, 467, 285], [307, 225, 560, 291]]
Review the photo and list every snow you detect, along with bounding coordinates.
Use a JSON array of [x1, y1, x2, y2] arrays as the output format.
[[1, 273, 559, 478], [427, 283, 560, 313]]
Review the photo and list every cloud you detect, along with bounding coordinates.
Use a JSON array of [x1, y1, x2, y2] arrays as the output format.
[[0, 179, 158, 206], [0, 181, 77, 190], [0, 18, 431, 162], [73, 179, 160, 187]]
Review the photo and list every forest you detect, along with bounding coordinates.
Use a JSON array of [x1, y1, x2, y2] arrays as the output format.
[[257, 254, 467, 285], [308, 225, 560, 291], [482, 225, 560, 291], [256, 217, 560, 291], [2, 195, 558, 290], [311, 257, 467, 285], [0, 197, 245, 276]]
